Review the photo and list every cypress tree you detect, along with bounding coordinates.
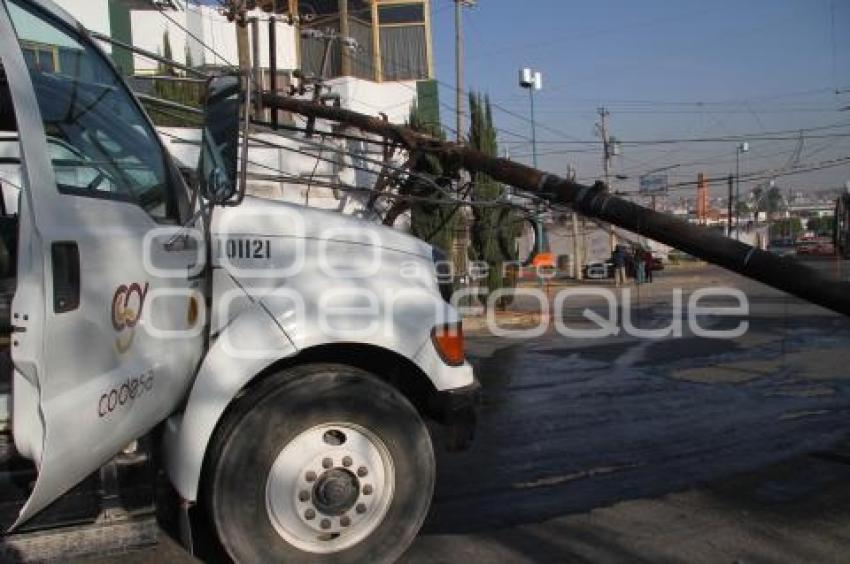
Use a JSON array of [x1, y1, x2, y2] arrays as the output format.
[[406, 102, 458, 257], [468, 92, 519, 308]]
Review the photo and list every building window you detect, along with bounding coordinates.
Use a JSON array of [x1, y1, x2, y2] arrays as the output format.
[[377, 3, 424, 24], [379, 22, 426, 81], [299, 0, 342, 78], [297, 0, 430, 82], [21, 42, 59, 73], [378, 1, 428, 81], [346, 0, 374, 79]]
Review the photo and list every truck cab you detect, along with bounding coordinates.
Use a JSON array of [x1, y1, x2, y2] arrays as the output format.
[[0, 1, 477, 561]]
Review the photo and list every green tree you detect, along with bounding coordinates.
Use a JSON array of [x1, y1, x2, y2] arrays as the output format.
[[467, 92, 519, 308], [807, 216, 834, 236], [406, 102, 458, 256], [770, 217, 803, 240], [750, 185, 763, 221], [764, 186, 785, 217], [751, 185, 786, 221]]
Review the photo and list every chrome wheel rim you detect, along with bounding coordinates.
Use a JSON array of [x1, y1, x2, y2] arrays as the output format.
[[265, 422, 395, 553]]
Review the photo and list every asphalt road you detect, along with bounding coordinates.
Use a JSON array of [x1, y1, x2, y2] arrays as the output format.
[[78, 260, 850, 563], [408, 260, 850, 561]]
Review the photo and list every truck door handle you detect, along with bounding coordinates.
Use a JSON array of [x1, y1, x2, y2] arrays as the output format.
[[52, 242, 80, 313]]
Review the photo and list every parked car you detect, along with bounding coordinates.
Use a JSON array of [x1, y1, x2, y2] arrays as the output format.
[[796, 238, 835, 257], [584, 261, 614, 279], [650, 256, 665, 271]]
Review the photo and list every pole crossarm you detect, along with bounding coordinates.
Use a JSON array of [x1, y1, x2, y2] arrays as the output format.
[[260, 93, 850, 318]]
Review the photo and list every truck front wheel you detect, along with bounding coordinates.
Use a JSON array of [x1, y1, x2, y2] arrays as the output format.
[[205, 364, 435, 563]]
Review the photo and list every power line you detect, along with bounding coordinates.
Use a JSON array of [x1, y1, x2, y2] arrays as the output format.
[[657, 156, 850, 190], [500, 126, 850, 146], [157, 128, 533, 213], [319, 29, 583, 145]]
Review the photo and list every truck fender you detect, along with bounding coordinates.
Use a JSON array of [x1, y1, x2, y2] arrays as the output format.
[[162, 303, 295, 502], [164, 293, 473, 502]]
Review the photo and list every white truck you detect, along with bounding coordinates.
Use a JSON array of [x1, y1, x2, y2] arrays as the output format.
[[0, 0, 478, 561]]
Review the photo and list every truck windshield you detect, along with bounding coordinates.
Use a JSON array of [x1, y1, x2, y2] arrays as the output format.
[[6, 0, 179, 222]]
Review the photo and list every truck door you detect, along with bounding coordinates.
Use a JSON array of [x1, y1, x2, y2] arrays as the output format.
[[0, 0, 204, 526]]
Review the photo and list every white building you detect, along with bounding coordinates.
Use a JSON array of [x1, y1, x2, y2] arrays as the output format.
[[51, 0, 440, 219], [121, 1, 436, 125]]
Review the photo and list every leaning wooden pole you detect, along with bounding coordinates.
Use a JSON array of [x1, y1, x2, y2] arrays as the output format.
[[262, 93, 850, 318]]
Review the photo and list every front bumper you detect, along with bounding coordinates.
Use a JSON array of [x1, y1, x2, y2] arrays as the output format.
[[428, 380, 480, 451]]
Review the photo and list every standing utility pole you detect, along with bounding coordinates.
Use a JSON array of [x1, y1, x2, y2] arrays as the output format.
[[571, 213, 583, 280], [598, 107, 611, 185], [250, 17, 261, 117], [566, 163, 582, 280], [519, 68, 542, 167], [454, 1, 463, 142], [727, 174, 734, 237], [454, 1, 475, 141], [233, 1, 251, 77], [597, 107, 616, 251], [269, 15, 278, 128], [735, 142, 749, 240], [529, 80, 537, 167]]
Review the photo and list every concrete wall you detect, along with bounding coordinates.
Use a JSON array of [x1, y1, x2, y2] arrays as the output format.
[[52, 0, 111, 36], [325, 77, 420, 124], [51, 0, 111, 56], [130, 6, 297, 74]]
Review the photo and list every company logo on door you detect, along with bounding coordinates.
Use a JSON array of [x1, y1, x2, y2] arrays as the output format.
[[111, 282, 149, 353], [98, 370, 154, 417]]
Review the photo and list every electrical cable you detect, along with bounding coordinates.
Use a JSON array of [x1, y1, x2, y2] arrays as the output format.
[[155, 128, 538, 216]]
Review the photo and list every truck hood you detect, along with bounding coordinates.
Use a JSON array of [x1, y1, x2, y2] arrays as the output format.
[[211, 196, 434, 260]]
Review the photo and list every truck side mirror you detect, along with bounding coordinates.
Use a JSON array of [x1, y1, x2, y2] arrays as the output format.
[[198, 75, 242, 205]]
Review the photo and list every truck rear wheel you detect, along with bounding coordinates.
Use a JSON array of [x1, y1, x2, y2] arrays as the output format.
[[205, 364, 435, 563]]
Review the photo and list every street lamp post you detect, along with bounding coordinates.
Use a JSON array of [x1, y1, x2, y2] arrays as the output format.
[[519, 68, 542, 168], [735, 141, 749, 240]]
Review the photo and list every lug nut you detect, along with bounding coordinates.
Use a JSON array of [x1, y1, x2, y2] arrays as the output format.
[[342, 456, 353, 467], [363, 484, 373, 495], [340, 516, 351, 527], [298, 490, 310, 502], [304, 508, 316, 520], [322, 457, 333, 469], [305, 471, 317, 482], [320, 518, 332, 530], [357, 466, 368, 477], [356, 503, 367, 514]]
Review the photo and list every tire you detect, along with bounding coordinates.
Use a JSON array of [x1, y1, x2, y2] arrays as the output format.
[[205, 363, 435, 563]]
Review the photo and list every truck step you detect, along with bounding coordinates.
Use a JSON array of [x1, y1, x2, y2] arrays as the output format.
[[0, 342, 11, 432], [0, 515, 158, 562]]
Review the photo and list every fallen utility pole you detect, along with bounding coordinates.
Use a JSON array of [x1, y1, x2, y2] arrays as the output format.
[[262, 93, 850, 318]]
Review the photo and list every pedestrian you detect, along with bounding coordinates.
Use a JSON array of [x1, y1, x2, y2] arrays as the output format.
[[613, 245, 627, 287], [643, 249, 654, 283], [635, 248, 646, 285]]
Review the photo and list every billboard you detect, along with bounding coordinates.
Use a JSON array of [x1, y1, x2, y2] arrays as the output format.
[[639, 174, 668, 194]]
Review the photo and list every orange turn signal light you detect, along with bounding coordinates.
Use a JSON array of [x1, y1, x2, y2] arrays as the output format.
[[431, 323, 464, 366]]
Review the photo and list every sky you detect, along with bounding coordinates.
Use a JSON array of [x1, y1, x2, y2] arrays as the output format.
[[429, 0, 850, 197]]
